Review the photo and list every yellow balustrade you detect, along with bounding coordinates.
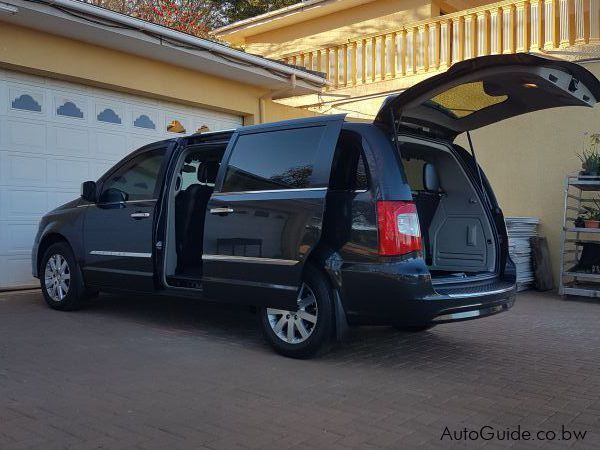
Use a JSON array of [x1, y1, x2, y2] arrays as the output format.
[[281, 0, 600, 90]]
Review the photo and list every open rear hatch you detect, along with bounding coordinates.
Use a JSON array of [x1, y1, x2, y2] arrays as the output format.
[[375, 53, 600, 291], [375, 53, 600, 138]]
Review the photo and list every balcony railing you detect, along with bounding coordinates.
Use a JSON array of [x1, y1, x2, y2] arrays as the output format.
[[281, 0, 600, 90]]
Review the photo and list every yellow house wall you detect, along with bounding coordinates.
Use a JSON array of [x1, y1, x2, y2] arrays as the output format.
[[454, 61, 600, 287], [0, 22, 317, 126], [242, 0, 438, 58]]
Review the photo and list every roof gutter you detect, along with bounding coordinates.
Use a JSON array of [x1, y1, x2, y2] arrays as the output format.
[[27, 0, 327, 88], [213, 0, 330, 35]]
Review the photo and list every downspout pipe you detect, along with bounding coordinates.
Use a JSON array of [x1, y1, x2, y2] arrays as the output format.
[[259, 74, 297, 124]]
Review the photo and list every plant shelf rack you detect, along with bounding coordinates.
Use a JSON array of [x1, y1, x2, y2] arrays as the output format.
[[560, 174, 600, 298]]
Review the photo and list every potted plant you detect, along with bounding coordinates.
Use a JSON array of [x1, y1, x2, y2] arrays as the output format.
[[581, 205, 600, 228], [578, 133, 600, 177], [574, 215, 586, 228]]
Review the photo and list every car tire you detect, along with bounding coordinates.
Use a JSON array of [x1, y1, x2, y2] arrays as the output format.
[[394, 324, 436, 332], [40, 242, 88, 311], [259, 265, 334, 359]]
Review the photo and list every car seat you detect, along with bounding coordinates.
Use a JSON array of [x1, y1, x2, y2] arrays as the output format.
[[177, 162, 219, 271]]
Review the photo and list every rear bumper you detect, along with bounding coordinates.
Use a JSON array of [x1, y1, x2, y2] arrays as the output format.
[[431, 298, 514, 323], [427, 280, 515, 324], [339, 258, 516, 326]]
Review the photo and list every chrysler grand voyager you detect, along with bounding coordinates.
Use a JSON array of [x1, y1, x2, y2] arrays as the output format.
[[33, 54, 600, 357]]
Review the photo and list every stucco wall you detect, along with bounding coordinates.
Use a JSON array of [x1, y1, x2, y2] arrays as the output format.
[[242, 0, 438, 59], [0, 22, 316, 126], [455, 61, 600, 287]]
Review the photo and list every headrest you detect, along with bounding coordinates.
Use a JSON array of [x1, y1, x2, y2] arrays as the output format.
[[197, 162, 219, 184]]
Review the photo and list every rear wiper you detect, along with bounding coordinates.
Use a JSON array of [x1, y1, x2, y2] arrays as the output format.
[[466, 131, 492, 210]]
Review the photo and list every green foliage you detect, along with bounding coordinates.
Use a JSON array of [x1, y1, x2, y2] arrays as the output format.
[[578, 133, 600, 174], [85, 0, 301, 36], [582, 206, 600, 220], [577, 197, 600, 225], [86, 0, 213, 36], [212, 0, 299, 26]]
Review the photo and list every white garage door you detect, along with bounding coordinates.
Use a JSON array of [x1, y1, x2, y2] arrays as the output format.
[[0, 69, 243, 289]]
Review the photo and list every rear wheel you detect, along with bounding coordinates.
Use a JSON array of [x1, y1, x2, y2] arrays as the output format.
[[40, 242, 88, 311], [260, 266, 334, 358]]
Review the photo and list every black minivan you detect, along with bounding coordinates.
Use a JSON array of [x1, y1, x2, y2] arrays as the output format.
[[33, 54, 600, 357]]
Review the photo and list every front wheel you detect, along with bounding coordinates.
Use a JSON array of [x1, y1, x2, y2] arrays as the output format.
[[40, 242, 88, 311], [259, 266, 334, 358]]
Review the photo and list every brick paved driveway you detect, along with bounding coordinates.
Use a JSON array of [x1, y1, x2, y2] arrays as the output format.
[[0, 289, 599, 450]]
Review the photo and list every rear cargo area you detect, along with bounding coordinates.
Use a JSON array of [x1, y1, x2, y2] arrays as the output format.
[[399, 138, 498, 284]]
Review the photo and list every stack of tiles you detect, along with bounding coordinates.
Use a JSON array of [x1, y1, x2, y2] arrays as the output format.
[[506, 217, 539, 291]]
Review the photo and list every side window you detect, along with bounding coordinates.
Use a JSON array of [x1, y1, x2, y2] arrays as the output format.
[[180, 154, 203, 190], [355, 153, 369, 191], [221, 126, 325, 192], [180, 162, 201, 190], [329, 131, 370, 192], [100, 148, 166, 202]]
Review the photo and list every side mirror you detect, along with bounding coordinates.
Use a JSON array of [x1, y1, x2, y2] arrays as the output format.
[[423, 163, 440, 192], [81, 181, 97, 202], [99, 188, 129, 204]]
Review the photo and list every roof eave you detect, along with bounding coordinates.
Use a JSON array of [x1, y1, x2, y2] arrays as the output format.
[[2, 0, 327, 96], [213, 0, 330, 36], [213, 0, 376, 40]]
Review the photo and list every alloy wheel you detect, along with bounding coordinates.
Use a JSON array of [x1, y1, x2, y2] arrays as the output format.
[[267, 283, 318, 344], [44, 254, 71, 302]]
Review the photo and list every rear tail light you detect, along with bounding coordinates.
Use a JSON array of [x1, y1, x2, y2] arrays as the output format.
[[377, 201, 422, 256]]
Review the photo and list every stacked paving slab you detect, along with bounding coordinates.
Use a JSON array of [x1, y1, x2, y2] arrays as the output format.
[[506, 217, 539, 291]]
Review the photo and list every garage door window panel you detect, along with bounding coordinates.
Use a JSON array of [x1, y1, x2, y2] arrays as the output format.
[[134, 114, 156, 130], [56, 101, 84, 118], [11, 93, 42, 112], [97, 108, 122, 124]]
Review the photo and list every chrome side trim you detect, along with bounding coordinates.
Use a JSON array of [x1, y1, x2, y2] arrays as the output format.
[[213, 187, 327, 196], [78, 199, 158, 208], [90, 251, 152, 258], [84, 267, 153, 277], [202, 254, 298, 265]]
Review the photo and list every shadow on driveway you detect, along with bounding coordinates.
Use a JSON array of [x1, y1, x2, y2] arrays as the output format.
[[81, 292, 478, 367]]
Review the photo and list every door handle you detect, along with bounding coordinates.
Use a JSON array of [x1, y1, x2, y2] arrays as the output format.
[[130, 212, 150, 219], [210, 207, 234, 216]]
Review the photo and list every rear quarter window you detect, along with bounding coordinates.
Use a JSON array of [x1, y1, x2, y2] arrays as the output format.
[[329, 130, 370, 192], [221, 126, 325, 192]]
